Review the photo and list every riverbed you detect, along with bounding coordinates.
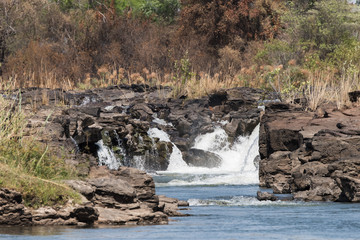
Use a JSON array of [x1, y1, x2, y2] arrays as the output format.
[[2, 125, 360, 239], [1, 182, 360, 240]]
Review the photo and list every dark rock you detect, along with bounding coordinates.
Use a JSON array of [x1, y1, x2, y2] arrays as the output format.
[[266, 102, 290, 111], [0, 188, 32, 225], [176, 119, 192, 137], [256, 191, 278, 201], [183, 148, 222, 168], [72, 206, 99, 224], [209, 90, 227, 107], [259, 103, 360, 202], [348, 90, 360, 103]]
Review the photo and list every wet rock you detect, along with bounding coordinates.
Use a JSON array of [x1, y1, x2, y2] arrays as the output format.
[[158, 195, 190, 217], [176, 119, 192, 137], [256, 191, 278, 201], [183, 148, 222, 168], [130, 103, 154, 121]]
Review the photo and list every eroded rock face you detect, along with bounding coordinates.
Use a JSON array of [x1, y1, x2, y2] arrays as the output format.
[[65, 166, 186, 225], [0, 166, 186, 226], [1, 85, 265, 225], [18, 86, 263, 172], [0, 189, 32, 225], [260, 103, 360, 202]]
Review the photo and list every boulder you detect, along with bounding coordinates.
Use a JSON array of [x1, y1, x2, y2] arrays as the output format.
[[256, 191, 278, 201], [183, 148, 222, 168], [88, 178, 137, 204], [259, 103, 360, 202]]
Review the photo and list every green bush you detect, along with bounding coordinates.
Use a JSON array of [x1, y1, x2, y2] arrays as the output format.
[[140, 0, 180, 24], [255, 39, 295, 66], [284, 0, 357, 61]]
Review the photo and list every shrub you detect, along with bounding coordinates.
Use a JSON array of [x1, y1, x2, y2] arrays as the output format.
[[283, 0, 358, 61], [140, 0, 180, 24]]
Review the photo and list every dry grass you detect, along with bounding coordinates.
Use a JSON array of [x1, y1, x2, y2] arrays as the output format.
[[0, 95, 79, 208], [305, 71, 331, 111], [334, 71, 360, 109], [1, 60, 360, 111]]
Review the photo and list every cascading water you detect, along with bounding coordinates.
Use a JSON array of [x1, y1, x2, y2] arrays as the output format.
[[155, 124, 260, 186], [96, 139, 121, 170], [147, 128, 188, 171], [70, 136, 80, 154]]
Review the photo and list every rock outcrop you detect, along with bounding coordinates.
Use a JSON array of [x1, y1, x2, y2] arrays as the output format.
[[0, 189, 32, 225], [259, 103, 360, 202], [0, 85, 265, 225], [0, 166, 188, 226], [18, 86, 263, 173]]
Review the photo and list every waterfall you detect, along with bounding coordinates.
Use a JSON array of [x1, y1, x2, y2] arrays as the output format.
[[133, 155, 146, 171], [156, 125, 260, 186], [147, 128, 188, 171], [193, 125, 259, 173], [96, 140, 121, 170], [70, 136, 80, 154]]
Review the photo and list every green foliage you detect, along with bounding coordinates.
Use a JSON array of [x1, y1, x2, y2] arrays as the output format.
[[172, 52, 195, 97], [328, 37, 360, 72], [115, 0, 145, 12], [284, 0, 357, 60], [255, 39, 295, 66], [140, 0, 180, 23], [0, 95, 79, 208], [174, 52, 194, 85]]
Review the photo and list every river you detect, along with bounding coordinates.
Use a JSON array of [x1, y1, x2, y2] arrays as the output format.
[[1, 125, 360, 239]]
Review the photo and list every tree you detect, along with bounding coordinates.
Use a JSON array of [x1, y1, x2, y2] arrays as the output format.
[[178, 0, 282, 50]]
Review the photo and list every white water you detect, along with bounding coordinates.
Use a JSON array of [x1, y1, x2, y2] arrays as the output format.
[[70, 136, 80, 154], [147, 128, 188, 171], [187, 196, 311, 207], [96, 140, 121, 170], [133, 155, 146, 171], [152, 115, 174, 127], [156, 125, 260, 186]]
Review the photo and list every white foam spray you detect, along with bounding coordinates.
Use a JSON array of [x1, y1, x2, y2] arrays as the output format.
[[157, 125, 260, 186], [147, 128, 188, 171], [96, 140, 121, 170]]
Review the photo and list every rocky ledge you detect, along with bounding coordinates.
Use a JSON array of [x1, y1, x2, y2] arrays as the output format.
[[0, 85, 265, 226], [259, 103, 360, 202], [0, 166, 188, 226]]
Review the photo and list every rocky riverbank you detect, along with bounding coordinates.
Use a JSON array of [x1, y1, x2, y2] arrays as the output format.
[[259, 102, 360, 202], [5, 84, 359, 227], [0, 166, 188, 226], [0, 85, 264, 226]]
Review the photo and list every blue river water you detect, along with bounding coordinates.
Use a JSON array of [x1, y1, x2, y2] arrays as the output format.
[[1, 125, 360, 239], [1, 183, 360, 240]]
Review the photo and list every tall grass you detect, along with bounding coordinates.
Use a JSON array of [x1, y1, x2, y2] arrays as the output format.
[[0, 94, 79, 208]]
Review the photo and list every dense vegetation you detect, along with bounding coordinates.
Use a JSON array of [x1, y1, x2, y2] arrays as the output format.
[[0, 95, 79, 208], [1, 0, 360, 102]]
